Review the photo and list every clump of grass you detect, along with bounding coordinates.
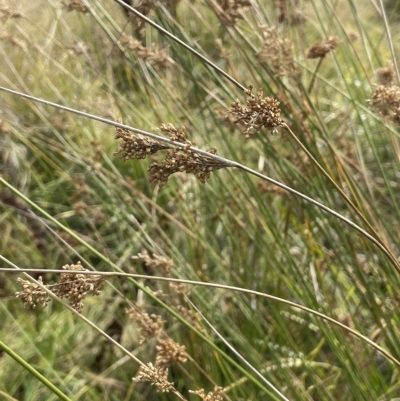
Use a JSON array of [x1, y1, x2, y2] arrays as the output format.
[[1, 0, 400, 400]]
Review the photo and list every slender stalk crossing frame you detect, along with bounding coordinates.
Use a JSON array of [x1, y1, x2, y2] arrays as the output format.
[[1, 85, 397, 275]]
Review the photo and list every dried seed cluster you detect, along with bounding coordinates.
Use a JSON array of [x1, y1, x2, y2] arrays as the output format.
[[115, 123, 229, 187], [132, 251, 173, 276], [258, 27, 298, 78], [127, 253, 224, 397], [15, 276, 50, 309], [306, 36, 340, 59], [190, 386, 224, 401], [114, 126, 169, 160], [128, 306, 166, 343], [61, 0, 89, 13], [133, 363, 174, 393], [15, 262, 106, 312], [369, 85, 400, 125], [155, 338, 187, 368], [214, 0, 251, 27], [230, 85, 285, 137], [147, 144, 221, 187], [119, 35, 171, 68]]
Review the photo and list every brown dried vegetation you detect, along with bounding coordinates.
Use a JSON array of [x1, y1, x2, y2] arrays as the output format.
[[213, 0, 251, 27], [119, 35, 171, 68], [230, 85, 285, 137], [258, 27, 298, 77], [15, 262, 106, 312], [306, 36, 340, 59], [369, 84, 400, 125], [115, 123, 229, 187]]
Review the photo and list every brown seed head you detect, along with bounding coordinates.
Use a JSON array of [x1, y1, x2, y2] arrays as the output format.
[[15, 277, 50, 309], [148, 125, 228, 187], [128, 306, 165, 343], [257, 26, 298, 78], [214, 0, 251, 27], [132, 251, 173, 277], [125, 0, 156, 33], [0, 32, 27, 49], [15, 262, 106, 312], [190, 386, 225, 401], [114, 125, 169, 160], [155, 338, 187, 368], [133, 363, 174, 393], [230, 85, 284, 137], [369, 84, 400, 125], [0, 3, 22, 20], [306, 36, 340, 59], [119, 35, 171, 68], [54, 262, 106, 312]]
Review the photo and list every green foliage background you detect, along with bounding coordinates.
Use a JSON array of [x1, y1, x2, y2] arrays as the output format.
[[1, 0, 400, 400]]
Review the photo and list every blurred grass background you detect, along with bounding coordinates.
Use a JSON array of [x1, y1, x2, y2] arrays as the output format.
[[1, 0, 400, 399]]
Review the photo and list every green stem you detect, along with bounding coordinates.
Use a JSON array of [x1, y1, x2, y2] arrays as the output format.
[[0, 340, 72, 401], [0, 177, 275, 397]]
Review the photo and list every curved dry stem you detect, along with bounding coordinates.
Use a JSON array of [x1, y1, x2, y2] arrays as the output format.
[[0, 86, 396, 274], [0, 259, 145, 366], [1, 264, 399, 368], [283, 123, 400, 274], [108, 0, 400, 274], [186, 297, 292, 401]]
